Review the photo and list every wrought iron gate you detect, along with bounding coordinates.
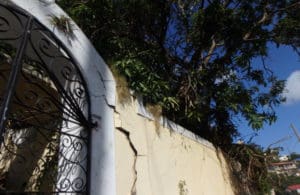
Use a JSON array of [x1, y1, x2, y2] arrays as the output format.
[[0, 2, 91, 194]]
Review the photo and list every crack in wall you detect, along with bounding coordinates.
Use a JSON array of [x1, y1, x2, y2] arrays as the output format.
[[117, 128, 138, 195]]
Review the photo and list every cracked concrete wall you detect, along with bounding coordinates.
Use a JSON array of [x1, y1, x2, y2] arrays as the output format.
[[114, 96, 235, 195], [115, 129, 137, 195]]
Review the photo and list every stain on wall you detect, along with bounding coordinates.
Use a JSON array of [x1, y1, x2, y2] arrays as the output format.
[[114, 97, 235, 195]]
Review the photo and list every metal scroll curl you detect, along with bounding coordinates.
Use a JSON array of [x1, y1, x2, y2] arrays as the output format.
[[0, 5, 26, 45], [0, 3, 90, 194]]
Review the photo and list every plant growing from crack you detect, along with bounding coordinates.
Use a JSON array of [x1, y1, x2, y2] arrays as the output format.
[[49, 15, 75, 39], [178, 180, 189, 195]]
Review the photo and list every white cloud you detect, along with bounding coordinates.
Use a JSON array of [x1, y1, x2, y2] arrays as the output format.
[[283, 70, 300, 105]]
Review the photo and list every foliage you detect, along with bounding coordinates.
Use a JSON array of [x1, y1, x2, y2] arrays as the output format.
[[56, 1, 300, 193], [227, 143, 275, 194], [289, 152, 300, 160], [226, 143, 299, 194], [268, 174, 300, 194], [57, 0, 299, 148]]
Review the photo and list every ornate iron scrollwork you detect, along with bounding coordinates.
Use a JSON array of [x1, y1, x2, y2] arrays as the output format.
[[0, 2, 90, 194]]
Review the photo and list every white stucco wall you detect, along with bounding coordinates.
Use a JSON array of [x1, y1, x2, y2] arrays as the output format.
[[114, 96, 236, 195]]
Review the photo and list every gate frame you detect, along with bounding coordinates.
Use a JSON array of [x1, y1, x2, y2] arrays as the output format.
[[4, 1, 117, 194]]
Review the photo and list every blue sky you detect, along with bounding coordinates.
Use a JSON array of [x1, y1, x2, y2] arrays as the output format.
[[238, 44, 300, 155]]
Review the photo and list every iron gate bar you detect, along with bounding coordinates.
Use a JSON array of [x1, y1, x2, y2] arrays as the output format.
[[0, 2, 94, 193], [0, 15, 33, 142], [0, 3, 92, 129]]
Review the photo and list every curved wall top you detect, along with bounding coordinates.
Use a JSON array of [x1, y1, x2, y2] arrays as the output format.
[[7, 0, 116, 107]]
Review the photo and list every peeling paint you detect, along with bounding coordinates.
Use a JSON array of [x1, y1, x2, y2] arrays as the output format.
[[117, 128, 138, 195]]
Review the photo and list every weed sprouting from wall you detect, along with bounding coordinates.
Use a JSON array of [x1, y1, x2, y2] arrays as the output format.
[[178, 180, 189, 195], [49, 15, 75, 39]]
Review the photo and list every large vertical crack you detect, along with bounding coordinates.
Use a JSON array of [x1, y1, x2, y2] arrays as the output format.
[[117, 128, 138, 195]]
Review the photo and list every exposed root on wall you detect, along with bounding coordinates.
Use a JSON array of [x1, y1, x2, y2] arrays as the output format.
[[117, 128, 138, 195]]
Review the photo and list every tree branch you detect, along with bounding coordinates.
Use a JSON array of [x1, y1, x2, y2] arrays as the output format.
[[243, 1, 300, 41], [223, 0, 233, 8], [243, 10, 269, 41], [275, 1, 300, 13], [203, 36, 216, 66]]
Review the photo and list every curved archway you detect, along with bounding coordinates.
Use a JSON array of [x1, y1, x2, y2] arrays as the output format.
[[0, 1, 116, 194]]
